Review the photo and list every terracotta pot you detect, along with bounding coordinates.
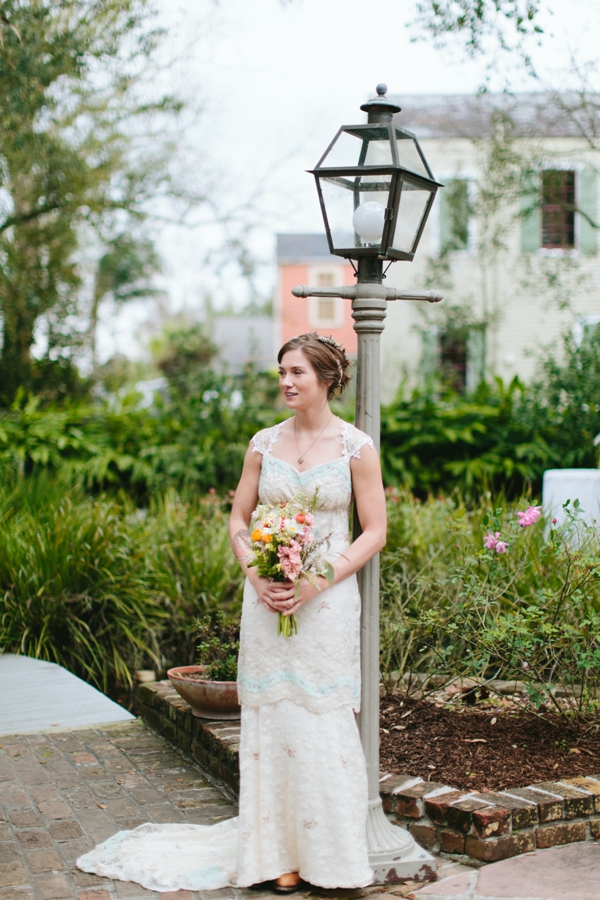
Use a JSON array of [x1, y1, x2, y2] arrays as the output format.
[[167, 665, 240, 720]]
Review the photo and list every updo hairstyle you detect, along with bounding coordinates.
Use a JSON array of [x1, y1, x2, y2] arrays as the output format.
[[277, 332, 352, 400]]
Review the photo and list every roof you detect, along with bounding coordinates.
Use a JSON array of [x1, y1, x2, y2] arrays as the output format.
[[389, 92, 600, 140], [212, 315, 274, 372], [276, 233, 347, 264]]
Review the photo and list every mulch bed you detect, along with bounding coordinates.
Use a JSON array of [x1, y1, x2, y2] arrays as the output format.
[[379, 694, 600, 793]]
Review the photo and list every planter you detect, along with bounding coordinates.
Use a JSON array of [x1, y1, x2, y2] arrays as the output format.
[[167, 665, 241, 720]]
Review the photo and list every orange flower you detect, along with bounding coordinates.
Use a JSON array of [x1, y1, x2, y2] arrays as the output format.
[[261, 533, 273, 543], [251, 529, 263, 541], [295, 513, 306, 523]]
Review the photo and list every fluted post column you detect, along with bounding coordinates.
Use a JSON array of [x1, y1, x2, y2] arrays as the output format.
[[352, 293, 386, 797], [351, 259, 434, 884]]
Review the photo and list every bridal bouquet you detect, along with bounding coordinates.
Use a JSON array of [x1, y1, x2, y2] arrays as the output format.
[[248, 492, 333, 637]]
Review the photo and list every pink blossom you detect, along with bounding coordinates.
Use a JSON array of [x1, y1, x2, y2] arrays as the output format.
[[298, 525, 314, 545], [516, 506, 542, 528], [495, 541, 508, 554], [304, 512, 314, 526], [552, 517, 558, 525], [483, 532, 501, 549], [278, 540, 303, 581]]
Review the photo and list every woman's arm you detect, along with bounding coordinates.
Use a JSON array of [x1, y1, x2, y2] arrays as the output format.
[[331, 443, 387, 581], [283, 444, 386, 615], [229, 443, 296, 612]]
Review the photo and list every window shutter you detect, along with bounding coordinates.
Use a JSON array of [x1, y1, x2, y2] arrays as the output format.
[[466, 326, 486, 393], [439, 183, 453, 253], [420, 328, 438, 389], [520, 171, 541, 253], [439, 179, 470, 253], [579, 166, 598, 256]]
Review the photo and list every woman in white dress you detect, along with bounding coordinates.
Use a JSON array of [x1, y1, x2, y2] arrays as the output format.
[[230, 332, 386, 891], [77, 332, 386, 893]]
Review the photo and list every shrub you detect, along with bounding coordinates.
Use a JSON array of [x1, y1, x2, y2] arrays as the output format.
[[0, 475, 244, 694], [381, 491, 600, 730], [0, 478, 166, 692], [195, 610, 240, 682]]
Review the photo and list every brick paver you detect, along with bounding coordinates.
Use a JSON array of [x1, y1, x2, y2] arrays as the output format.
[[0, 720, 444, 899]]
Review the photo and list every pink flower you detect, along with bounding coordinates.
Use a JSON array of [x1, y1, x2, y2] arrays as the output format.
[[304, 512, 314, 526], [278, 540, 303, 581], [483, 532, 501, 549], [495, 541, 508, 554], [298, 525, 314, 545], [552, 517, 558, 525], [516, 506, 542, 528]]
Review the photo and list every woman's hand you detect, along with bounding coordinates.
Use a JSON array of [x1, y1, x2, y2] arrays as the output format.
[[249, 573, 296, 613], [276, 575, 329, 617]]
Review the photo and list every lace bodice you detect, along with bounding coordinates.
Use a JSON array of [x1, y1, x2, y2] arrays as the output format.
[[237, 419, 374, 714]]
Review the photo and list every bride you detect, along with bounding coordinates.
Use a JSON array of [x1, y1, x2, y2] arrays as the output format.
[[77, 332, 386, 893]]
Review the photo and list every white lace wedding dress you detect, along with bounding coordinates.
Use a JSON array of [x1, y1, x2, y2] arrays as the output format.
[[77, 419, 374, 892]]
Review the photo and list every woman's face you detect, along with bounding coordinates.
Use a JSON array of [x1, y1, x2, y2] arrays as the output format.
[[279, 349, 329, 411]]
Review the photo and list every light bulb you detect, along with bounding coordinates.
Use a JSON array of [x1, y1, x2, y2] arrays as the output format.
[[353, 201, 385, 243]]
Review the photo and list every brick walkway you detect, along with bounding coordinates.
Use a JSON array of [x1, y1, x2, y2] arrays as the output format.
[[1, 720, 457, 900]]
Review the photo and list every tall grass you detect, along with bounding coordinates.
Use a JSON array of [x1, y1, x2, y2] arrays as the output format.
[[0, 475, 243, 693]]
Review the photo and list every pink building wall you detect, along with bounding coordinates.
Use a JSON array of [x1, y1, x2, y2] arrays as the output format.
[[277, 261, 357, 356]]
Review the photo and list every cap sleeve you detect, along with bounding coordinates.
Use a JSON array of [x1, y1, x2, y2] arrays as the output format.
[[341, 421, 375, 461], [250, 429, 270, 457], [250, 423, 283, 457]]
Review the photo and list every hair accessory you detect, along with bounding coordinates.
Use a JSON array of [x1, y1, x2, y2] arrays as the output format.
[[316, 334, 342, 351]]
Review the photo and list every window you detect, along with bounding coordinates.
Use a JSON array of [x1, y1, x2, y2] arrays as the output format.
[[420, 322, 486, 394], [316, 272, 335, 287], [439, 328, 468, 392], [307, 266, 345, 328], [439, 178, 472, 254], [308, 296, 344, 328], [521, 165, 597, 255], [541, 170, 575, 249], [573, 315, 600, 347]]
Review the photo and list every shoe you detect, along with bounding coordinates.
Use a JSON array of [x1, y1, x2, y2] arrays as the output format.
[[273, 873, 302, 893]]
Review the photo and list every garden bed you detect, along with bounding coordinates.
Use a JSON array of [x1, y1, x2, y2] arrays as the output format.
[[379, 694, 600, 793], [139, 679, 600, 866]]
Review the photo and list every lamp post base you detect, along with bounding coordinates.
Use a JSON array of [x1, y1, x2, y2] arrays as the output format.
[[367, 799, 436, 885]]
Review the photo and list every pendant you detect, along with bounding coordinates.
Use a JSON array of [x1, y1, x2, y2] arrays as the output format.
[[297, 457, 303, 464]]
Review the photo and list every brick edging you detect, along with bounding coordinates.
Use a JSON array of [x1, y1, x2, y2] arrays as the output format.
[[139, 680, 600, 864], [138, 680, 240, 793], [380, 773, 600, 862]]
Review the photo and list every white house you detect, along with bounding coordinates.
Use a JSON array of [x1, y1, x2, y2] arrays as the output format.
[[374, 92, 600, 401], [280, 93, 598, 403]]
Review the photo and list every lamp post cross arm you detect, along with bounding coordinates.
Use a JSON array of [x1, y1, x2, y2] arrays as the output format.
[[291, 285, 443, 303]]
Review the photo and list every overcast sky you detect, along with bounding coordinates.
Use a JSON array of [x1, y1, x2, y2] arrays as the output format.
[[96, 0, 600, 363]]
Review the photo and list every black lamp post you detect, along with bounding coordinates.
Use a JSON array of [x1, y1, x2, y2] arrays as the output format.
[[312, 83, 441, 274], [293, 85, 443, 885]]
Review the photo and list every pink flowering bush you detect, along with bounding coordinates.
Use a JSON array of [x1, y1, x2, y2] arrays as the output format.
[[517, 505, 542, 527], [381, 491, 600, 729]]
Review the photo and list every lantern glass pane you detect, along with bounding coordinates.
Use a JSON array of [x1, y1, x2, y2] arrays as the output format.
[[391, 182, 432, 254], [319, 174, 393, 250], [320, 126, 393, 168], [395, 131, 431, 178]]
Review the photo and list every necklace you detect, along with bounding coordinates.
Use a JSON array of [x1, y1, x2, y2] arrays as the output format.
[[294, 415, 333, 465]]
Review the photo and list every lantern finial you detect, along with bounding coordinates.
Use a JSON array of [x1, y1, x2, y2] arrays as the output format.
[[360, 84, 401, 123]]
